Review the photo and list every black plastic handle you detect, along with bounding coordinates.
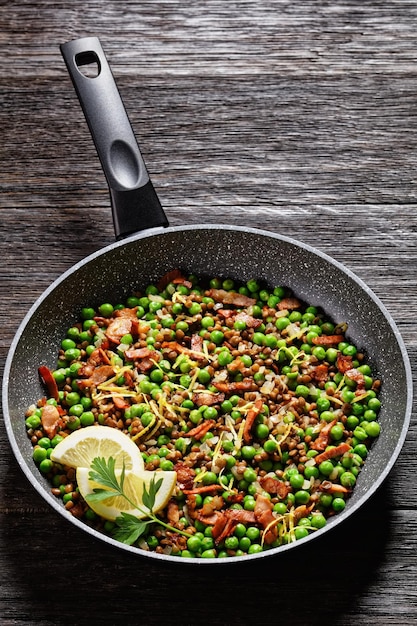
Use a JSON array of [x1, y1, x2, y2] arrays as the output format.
[[60, 37, 168, 239]]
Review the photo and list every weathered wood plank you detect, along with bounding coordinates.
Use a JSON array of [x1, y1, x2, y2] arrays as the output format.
[[1, 1, 416, 623]]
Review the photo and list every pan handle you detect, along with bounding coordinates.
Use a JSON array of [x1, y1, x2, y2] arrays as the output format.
[[60, 37, 169, 239]]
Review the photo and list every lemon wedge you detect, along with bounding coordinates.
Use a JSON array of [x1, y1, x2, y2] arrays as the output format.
[[50, 425, 144, 473], [76, 468, 177, 521]]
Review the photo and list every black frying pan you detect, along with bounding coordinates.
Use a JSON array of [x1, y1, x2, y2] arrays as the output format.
[[2, 37, 413, 564]]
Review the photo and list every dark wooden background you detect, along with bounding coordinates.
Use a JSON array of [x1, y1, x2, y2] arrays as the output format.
[[1, 1, 416, 624]]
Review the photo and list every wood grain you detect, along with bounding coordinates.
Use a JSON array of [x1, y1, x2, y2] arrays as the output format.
[[1, 1, 416, 624]]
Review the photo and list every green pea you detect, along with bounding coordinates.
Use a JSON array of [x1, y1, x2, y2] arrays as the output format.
[[141, 411, 155, 427], [80, 411, 95, 427], [200, 549, 216, 559], [340, 471, 356, 488], [187, 536, 202, 553], [312, 346, 326, 360], [294, 490, 310, 505], [246, 526, 260, 542], [248, 544, 263, 554], [241, 445, 257, 461], [225, 536, 239, 550], [198, 368, 211, 384], [243, 468, 257, 483], [218, 350, 233, 366], [363, 421, 380, 438], [210, 330, 224, 345], [304, 465, 319, 480], [367, 397, 381, 412], [346, 415, 359, 430], [319, 460, 334, 476], [33, 446, 48, 463], [202, 471, 218, 486], [296, 385, 310, 399], [98, 303, 114, 317], [65, 391, 81, 407], [353, 426, 368, 441], [203, 406, 218, 420], [294, 527, 309, 540], [264, 334, 278, 349], [330, 424, 344, 441], [67, 417, 80, 430], [255, 423, 269, 439], [311, 513, 327, 529], [188, 302, 202, 316], [290, 473, 305, 490], [363, 409, 377, 422], [263, 439, 277, 454], [341, 388, 355, 404], [354, 443, 368, 459], [26, 415, 41, 429], [276, 317, 290, 331], [81, 396, 92, 410], [332, 497, 346, 512], [316, 396, 331, 413], [39, 459, 53, 474]]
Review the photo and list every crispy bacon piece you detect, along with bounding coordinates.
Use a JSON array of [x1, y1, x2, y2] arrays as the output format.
[[161, 341, 207, 362], [124, 348, 160, 374], [187, 419, 216, 440], [192, 392, 225, 407], [278, 297, 301, 311], [157, 269, 185, 291], [243, 399, 263, 443], [337, 354, 354, 374], [105, 316, 133, 344], [175, 462, 196, 490], [217, 309, 234, 319], [212, 379, 258, 394], [310, 363, 329, 383], [38, 365, 59, 401], [114, 308, 138, 319], [314, 442, 351, 464], [345, 368, 366, 392], [112, 396, 131, 410], [211, 509, 257, 544], [293, 505, 312, 524], [77, 348, 111, 378], [254, 494, 278, 545], [182, 484, 225, 496], [190, 333, 204, 353], [312, 334, 345, 346], [167, 500, 180, 525], [77, 364, 115, 389], [41, 403, 63, 438], [310, 419, 337, 452], [235, 311, 263, 328], [319, 481, 350, 494], [173, 277, 193, 289], [217, 310, 262, 329], [200, 495, 224, 518], [259, 475, 289, 498], [206, 289, 256, 308]]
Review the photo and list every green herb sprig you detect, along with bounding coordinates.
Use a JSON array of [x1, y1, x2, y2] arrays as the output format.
[[86, 457, 192, 546]]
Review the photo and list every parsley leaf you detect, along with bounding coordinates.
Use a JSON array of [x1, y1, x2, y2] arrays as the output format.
[[85, 456, 192, 546], [112, 513, 151, 546]]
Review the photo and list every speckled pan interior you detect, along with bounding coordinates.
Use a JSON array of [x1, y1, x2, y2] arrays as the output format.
[[3, 224, 412, 564]]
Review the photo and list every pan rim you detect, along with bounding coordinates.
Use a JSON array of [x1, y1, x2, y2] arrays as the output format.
[[2, 222, 413, 564]]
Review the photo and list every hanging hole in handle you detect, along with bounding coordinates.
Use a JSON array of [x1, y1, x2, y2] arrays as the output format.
[[75, 51, 101, 78]]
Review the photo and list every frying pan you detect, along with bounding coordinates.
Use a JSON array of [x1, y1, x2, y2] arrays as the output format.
[[2, 37, 412, 564]]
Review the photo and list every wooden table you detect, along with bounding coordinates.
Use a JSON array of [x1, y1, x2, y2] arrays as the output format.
[[1, 2, 416, 624]]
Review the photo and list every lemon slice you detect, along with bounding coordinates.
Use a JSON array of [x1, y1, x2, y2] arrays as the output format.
[[50, 425, 144, 473], [76, 468, 177, 521]]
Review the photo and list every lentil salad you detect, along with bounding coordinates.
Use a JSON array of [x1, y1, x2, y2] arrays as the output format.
[[25, 270, 381, 558]]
